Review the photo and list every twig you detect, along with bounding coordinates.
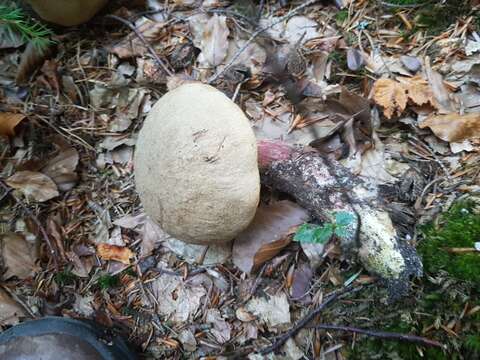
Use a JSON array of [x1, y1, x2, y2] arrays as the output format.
[[259, 285, 362, 355], [0, 180, 59, 271], [207, 0, 320, 84], [257, 0, 265, 23], [312, 324, 444, 348], [378, 1, 427, 8], [105, 14, 174, 77]]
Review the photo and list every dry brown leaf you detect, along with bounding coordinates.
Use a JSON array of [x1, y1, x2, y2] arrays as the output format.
[[6, 171, 59, 202], [149, 271, 206, 323], [1, 233, 38, 279], [398, 76, 436, 108], [425, 58, 455, 113], [197, 14, 229, 67], [16, 41, 53, 84], [372, 78, 407, 119], [0, 112, 26, 137], [96, 243, 133, 264], [232, 200, 309, 273], [0, 288, 26, 326], [66, 251, 90, 278], [373, 77, 438, 118], [41, 148, 79, 191], [252, 236, 292, 271], [245, 293, 291, 328], [206, 309, 232, 344], [290, 263, 313, 302], [109, 19, 165, 59], [419, 113, 480, 142]]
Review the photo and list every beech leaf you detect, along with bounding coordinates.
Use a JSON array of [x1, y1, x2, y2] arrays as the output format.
[[372, 78, 407, 119], [6, 171, 59, 202]]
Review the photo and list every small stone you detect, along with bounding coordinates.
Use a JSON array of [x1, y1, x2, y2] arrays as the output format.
[[400, 55, 422, 73], [347, 48, 364, 71]]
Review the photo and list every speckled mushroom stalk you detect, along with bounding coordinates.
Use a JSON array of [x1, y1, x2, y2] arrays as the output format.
[[257, 139, 423, 300]]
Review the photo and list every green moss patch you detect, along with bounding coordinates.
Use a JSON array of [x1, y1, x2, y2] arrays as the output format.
[[419, 201, 480, 283], [337, 201, 480, 359]]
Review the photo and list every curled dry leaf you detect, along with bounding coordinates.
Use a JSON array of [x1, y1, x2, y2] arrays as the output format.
[[6, 171, 59, 202], [0, 112, 26, 137], [419, 113, 480, 142], [41, 147, 79, 191], [232, 200, 309, 273], [1, 233, 38, 279], [96, 243, 133, 264]]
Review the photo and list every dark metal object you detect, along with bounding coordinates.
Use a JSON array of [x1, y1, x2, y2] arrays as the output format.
[[0, 317, 136, 360]]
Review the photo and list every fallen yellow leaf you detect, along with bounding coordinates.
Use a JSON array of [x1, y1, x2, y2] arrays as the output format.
[[419, 113, 480, 142], [97, 243, 133, 264], [399, 75, 436, 108], [373, 77, 438, 119], [372, 78, 407, 119], [0, 112, 26, 137]]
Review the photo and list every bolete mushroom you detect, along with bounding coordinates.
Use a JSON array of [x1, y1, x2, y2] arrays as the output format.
[[134, 83, 260, 245], [26, 0, 108, 26]]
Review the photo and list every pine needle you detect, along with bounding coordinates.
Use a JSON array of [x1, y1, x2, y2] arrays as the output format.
[[0, 5, 55, 50]]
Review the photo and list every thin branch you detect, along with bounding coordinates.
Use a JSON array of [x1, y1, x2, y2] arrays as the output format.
[[312, 324, 444, 348], [0, 180, 59, 271], [207, 0, 320, 84], [259, 285, 362, 355], [105, 14, 174, 77], [378, 1, 427, 8]]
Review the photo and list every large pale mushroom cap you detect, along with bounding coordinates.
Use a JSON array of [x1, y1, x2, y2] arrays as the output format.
[[27, 0, 108, 26], [134, 83, 260, 245]]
